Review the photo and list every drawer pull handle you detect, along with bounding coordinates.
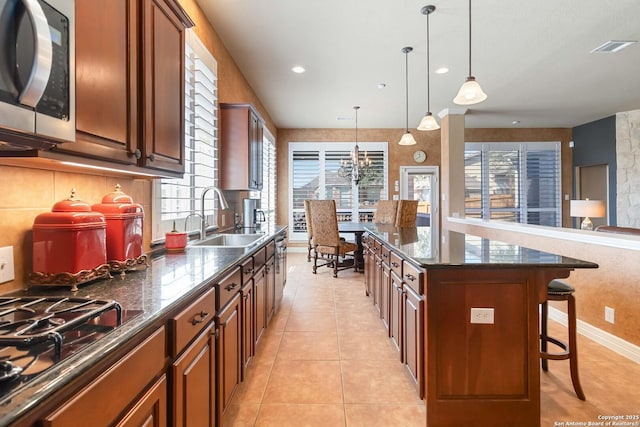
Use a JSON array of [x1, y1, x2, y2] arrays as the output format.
[[391, 261, 400, 268], [225, 282, 239, 291], [405, 273, 416, 282], [191, 310, 209, 325], [244, 267, 254, 274], [382, 253, 388, 258]]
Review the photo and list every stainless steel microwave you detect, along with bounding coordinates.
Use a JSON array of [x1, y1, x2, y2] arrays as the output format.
[[0, 0, 74, 145]]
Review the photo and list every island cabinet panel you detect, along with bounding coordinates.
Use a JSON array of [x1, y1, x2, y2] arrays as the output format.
[[389, 269, 403, 355], [425, 268, 567, 427], [402, 260, 425, 398], [42, 327, 166, 427], [170, 287, 215, 356]]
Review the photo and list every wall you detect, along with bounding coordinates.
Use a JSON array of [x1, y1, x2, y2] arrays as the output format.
[[616, 110, 640, 228], [572, 115, 617, 224], [277, 127, 573, 230]]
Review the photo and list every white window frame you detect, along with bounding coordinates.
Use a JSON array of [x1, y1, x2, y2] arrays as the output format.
[[288, 141, 388, 242]]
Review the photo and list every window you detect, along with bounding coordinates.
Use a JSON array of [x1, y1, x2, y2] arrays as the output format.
[[289, 141, 388, 241], [152, 29, 218, 240], [259, 129, 276, 228], [464, 142, 561, 226]]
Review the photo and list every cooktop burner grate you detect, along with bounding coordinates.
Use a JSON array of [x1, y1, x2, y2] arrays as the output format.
[[0, 297, 122, 356]]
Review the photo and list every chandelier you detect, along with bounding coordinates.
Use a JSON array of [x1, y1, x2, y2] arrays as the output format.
[[338, 106, 372, 185]]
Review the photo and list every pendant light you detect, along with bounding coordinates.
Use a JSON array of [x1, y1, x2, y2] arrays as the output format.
[[453, 0, 487, 105], [399, 47, 417, 145], [417, 5, 440, 131]]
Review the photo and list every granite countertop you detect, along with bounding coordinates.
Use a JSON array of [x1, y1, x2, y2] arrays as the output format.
[[0, 226, 287, 425], [365, 224, 599, 270]]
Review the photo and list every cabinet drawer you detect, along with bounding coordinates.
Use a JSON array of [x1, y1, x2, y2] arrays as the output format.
[[216, 266, 242, 311], [403, 261, 425, 295], [170, 287, 215, 356], [253, 247, 266, 271], [390, 251, 403, 276], [240, 256, 254, 280], [42, 327, 166, 427], [265, 240, 275, 260], [379, 245, 391, 266]]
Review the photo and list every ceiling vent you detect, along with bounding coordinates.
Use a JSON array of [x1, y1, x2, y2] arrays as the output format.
[[590, 40, 637, 53]]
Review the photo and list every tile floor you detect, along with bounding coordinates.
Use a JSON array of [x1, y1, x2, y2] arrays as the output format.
[[223, 252, 640, 426]]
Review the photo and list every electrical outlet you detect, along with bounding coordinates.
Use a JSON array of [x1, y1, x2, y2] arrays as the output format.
[[0, 246, 15, 284], [470, 308, 494, 324], [605, 306, 615, 324]]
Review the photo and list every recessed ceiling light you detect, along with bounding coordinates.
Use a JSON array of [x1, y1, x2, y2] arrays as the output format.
[[591, 40, 636, 53], [336, 116, 353, 121], [434, 67, 449, 74], [378, 83, 386, 89], [291, 66, 306, 74], [512, 120, 520, 125]]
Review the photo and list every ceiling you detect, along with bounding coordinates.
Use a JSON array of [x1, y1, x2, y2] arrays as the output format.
[[196, 0, 640, 130]]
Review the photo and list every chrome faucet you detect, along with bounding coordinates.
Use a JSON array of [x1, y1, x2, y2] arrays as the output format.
[[184, 212, 204, 239], [200, 186, 230, 239]]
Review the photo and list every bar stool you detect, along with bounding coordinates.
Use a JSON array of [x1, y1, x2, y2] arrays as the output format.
[[540, 279, 586, 400]]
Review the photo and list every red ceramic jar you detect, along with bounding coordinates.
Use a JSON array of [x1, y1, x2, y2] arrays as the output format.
[[92, 184, 144, 263], [32, 189, 107, 276]]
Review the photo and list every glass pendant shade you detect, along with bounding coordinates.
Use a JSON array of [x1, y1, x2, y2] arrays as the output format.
[[453, 76, 487, 105], [398, 131, 417, 146], [417, 112, 440, 131]]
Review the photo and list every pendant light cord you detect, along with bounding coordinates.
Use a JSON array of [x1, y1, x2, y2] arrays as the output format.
[[468, 0, 472, 77], [426, 10, 431, 112], [405, 49, 409, 132]]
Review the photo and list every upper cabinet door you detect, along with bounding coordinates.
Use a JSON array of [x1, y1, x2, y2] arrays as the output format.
[[220, 104, 264, 191], [140, 0, 188, 175], [60, 0, 138, 164]]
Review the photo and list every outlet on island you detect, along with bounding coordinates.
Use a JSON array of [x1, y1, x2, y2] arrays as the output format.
[[470, 307, 495, 324]]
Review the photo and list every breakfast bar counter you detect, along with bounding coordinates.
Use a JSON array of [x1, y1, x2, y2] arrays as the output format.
[[364, 224, 598, 427]]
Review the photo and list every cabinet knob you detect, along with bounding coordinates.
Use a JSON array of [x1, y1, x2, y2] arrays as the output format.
[[128, 149, 142, 159], [147, 153, 155, 162]]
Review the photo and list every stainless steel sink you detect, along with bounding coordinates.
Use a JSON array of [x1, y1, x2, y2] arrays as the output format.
[[192, 233, 263, 248]]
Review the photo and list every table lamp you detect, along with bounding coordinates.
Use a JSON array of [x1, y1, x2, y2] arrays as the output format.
[[570, 199, 606, 230]]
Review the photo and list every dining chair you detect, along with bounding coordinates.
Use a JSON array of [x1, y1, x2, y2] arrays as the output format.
[[309, 199, 358, 277], [372, 200, 398, 224], [395, 199, 419, 227], [303, 199, 314, 262]]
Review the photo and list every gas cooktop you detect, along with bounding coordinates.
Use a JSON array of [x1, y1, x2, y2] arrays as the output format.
[[0, 297, 140, 397]]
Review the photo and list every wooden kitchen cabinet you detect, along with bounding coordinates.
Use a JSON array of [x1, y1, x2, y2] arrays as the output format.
[[241, 276, 255, 379], [389, 269, 403, 355], [403, 274, 425, 398], [265, 254, 276, 324], [220, 104, 264, 190], [41, 327, 166, 427], [169, 287, 216, 427], [253, 264, 267, 346], [116, 374, 167, 427], [60, 0, 193, 176], [215, 293, 242, 423]]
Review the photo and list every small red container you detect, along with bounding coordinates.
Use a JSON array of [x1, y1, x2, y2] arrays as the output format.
[[32, 189, 107, 277], [92, 184, 144, 263]]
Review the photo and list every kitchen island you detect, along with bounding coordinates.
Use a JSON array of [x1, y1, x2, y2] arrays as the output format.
[[0, 225, 287, 427], [363, 224, 598, 427]]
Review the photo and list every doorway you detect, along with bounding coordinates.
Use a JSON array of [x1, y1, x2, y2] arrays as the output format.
[[399, 166, 439, 242]]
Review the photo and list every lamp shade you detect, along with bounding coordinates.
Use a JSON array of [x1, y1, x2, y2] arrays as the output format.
[[417, 112, 440, 131], [398, 131, 417, 146], [453, 76, 487, 105], [570, 199, 605, 218]]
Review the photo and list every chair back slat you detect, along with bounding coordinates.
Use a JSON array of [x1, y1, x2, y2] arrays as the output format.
[[373, 200, 398, 224]]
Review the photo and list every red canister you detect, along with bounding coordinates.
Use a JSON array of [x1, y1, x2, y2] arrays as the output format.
[[92, 184, 144, 265], [32, 189, 108, 284]]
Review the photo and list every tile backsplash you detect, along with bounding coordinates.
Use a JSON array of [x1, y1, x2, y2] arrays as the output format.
[[0, 164, 153, 294]]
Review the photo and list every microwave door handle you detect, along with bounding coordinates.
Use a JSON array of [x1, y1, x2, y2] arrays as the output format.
[[17, 0, 52, 108]]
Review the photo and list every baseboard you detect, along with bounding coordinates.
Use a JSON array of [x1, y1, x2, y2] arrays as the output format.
[[548, 306, 640, 364]]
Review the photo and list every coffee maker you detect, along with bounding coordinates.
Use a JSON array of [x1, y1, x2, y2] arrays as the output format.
[[242, 198, 266, 229]]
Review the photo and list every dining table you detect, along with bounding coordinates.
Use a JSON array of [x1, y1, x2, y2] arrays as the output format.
[[338, 221, 369, 271]]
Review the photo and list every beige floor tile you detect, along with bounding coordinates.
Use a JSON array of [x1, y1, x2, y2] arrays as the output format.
[[338, 329, 399, 360], [233, 358, 274, 404], [341, 360, 422, 404], [255, 404, 345, 427], [291, 295, 336, 313], [285, 310, 337, 332], [335, 307, 384, 332], [277, 331, 339, 360], [345, 403, 426, 427], [223, 402, 260, 426], [262, 360, 343, 404]]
